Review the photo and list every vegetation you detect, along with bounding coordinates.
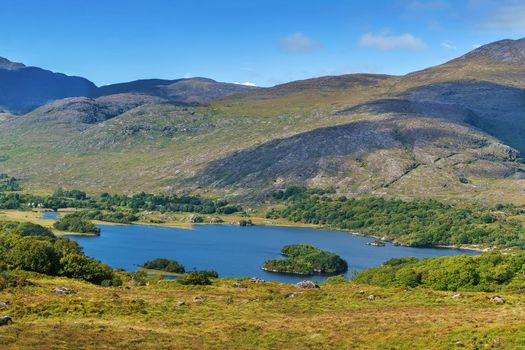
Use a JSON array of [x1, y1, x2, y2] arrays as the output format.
[[53, 213, 101, 235], [142, 258, 185, 274], [0, 221, 118, 285], [355, 252, 525, 292], [262, 244, 348, 275], [0, 173, 20, 192], [70, 209, 138, 224], [267, 189, 525, 248], [178, 270, 219, 285], [0, 188, 241, 215]]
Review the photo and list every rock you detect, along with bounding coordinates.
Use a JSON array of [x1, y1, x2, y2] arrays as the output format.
[[232, 282, 247, 289], [192, 296, 206, 304], [176, 300, 185, 307], [490, 295, 506, 304], [358, 290, 365, 295], [367, 239, 385, 247], [54, 287, 76, 295], [451, 293, 462, 299], [0, 316, 12, 326], [0, 302, 8, 309], [285, 293, 297, 299], [367, 294, 379, 300], [295, 280, 320, 289], [249, 277, 265, 284]]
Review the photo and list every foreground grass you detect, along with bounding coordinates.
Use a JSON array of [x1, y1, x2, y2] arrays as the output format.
[[0, 275, 524, 349]]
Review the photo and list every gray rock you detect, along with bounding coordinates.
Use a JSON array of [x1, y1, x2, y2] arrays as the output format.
[[295, 280, 320, 289], [0, 316, 12, 326], [451, 293, 462, 299], [232, 282, 247, 289], [192, 296, 206, 304], [54, 287, 76, 295], [0, 302, 8, 309], [249, 277, 265, 284], [176, 300, 185, 307], [490, 295, 506, 304], [367, 294, 379, 300]]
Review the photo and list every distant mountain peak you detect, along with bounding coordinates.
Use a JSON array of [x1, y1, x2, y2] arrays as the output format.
[[461, 38, 525, 63], [0, 57, 26, 70]]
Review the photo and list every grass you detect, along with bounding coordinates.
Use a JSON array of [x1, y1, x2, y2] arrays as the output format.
[[0, 274, 524, 349]]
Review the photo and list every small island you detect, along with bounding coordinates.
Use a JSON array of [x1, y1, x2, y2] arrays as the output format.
[[53, 213, 101, 235], [141, 258, 186, 274], [262, 244, 348, 276]]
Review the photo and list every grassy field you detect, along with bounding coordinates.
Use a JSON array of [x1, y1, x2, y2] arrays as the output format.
[[0, 274, 524, 349]]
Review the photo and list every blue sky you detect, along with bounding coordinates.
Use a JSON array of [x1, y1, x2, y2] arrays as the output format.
[[1, 0, 524, 86]]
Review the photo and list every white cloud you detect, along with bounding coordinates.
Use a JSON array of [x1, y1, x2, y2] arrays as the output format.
[[359, 32, 425, 50], [233, 81, 257, 87], [183, 72, 192, 79], [441, 40, 457, 50], [480, 2, 525, 31], [280, 32, 320, 53]]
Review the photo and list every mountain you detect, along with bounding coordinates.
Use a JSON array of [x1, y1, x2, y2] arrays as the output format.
[[0, 57, 97, 114], [96, 77, 259, 103], [0, 38, 524, 204]]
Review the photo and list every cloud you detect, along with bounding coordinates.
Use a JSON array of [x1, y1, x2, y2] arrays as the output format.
[[280, 32, 320, 53], [441, 40, 457, 50], [359, 32, 425, 50], [481, 3, 525, 31], [183, 72, 192, 79], [472, 44, 482, 49], [233, 81, 257, 87]]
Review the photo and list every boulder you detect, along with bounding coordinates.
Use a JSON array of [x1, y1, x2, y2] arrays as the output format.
[[249, 277, 265, 284], [295, 280, 320, 289], [367, 294, 379, 300], [232, 282, 247, 289], [192, 296, 206, 304], [176, 300, 185, 307], [451, 293, 462, 299], [0, 302, 8, 309], [0, 316, 12, 326], [490, 296, 506, 304], [54, 287, 76, 295]]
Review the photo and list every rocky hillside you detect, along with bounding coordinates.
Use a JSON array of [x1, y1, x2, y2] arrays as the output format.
[[96, 77, 259, 103], [0, 57, 97, 114], [0, 38, 524, 203]]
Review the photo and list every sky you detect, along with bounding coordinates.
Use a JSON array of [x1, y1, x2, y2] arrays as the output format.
[[1, 0, 524, 87]]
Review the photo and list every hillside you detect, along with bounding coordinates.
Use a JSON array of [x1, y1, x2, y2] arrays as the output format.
[[0, 38, 524, 203], [96, 77, 259, 103], [2, 273, 525, 349], [0, 57, 97, 114]]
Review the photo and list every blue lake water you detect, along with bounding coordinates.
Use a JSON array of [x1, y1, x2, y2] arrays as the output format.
[[43, 211, 479, 283]]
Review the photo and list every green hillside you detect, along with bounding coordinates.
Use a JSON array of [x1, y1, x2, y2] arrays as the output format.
[[0, 38, 524, 204]]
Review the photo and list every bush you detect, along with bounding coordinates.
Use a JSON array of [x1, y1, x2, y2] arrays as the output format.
[[7, 237, 59, 274], [142, 258, 185, 273], [178, 271, 217, 285], [59, 253, 114, 284], [355, 252, 525, 292], [53, 214, 101, 235], [17, 222, 54, 238]]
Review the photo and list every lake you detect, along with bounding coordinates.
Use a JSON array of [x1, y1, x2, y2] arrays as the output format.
[[43, 211, 479, 283]]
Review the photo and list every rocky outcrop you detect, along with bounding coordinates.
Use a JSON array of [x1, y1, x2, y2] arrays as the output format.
[[295, 281, 320, 289]]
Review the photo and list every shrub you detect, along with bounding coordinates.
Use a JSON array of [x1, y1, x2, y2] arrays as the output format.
[[178, 271, 217, 285], [142, 258, 185, 273], [53, 214, 101, 235]]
